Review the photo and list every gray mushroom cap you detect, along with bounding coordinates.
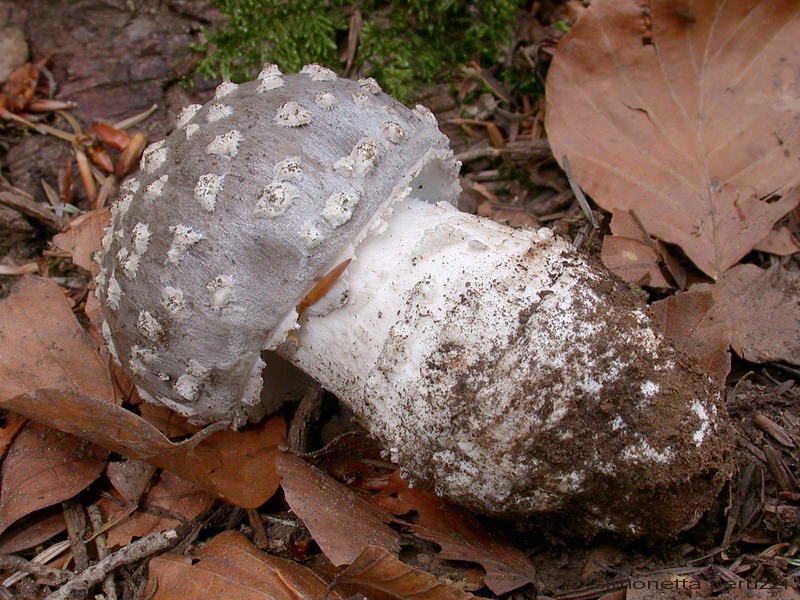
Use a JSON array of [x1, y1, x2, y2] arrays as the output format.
[[95, 67, 462, 426]]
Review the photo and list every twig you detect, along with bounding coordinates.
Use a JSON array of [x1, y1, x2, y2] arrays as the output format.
[[247, 508, 269, 549], [454, 145, 504, 163], [2, 109, 77, 142], [561, 155, 598, 229], [0, 191, 68, 233], [44, 529, 178, 600], [1, 541, 71, 587], [0, 554, 71, 587], [88, 504, 118, 600], [113, 104, 157, 130], [62, 500, 89, 572]]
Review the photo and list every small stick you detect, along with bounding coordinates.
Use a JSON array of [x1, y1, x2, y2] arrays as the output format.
[[88, 504, 118, 600], [561, 155, 598, 229], [454, 145, 503, 163], [247, 509, 269, 549], [43, 529, 178, 600], [113, 104, 158, 130], [0, 191, 68, 233], [0, 554, 71, 587], [62, 500, 89, 572]]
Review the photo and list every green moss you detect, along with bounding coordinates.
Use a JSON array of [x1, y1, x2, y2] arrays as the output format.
[[194, 0, 526, 102]]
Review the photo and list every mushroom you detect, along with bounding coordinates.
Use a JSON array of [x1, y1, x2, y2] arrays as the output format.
[[95, 65, 733, 537]]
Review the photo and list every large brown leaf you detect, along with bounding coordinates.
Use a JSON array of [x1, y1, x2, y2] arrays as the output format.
[[0, 276, 113, 402], [546, 0, 800, 279], [276, 452, 400, 566], [0, 421, 107, 534], [652, 264, 800, 380], [0, 389, 285, 508], [147, 530, 340, 600]]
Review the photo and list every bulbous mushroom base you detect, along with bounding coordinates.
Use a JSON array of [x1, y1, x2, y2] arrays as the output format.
[[277, 198, 734, 537]]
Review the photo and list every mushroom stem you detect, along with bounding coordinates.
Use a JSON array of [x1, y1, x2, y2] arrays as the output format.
[[277, 196, 732, 536]]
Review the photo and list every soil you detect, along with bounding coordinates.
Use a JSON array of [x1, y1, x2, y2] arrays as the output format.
[[0, 1, 799, 598]]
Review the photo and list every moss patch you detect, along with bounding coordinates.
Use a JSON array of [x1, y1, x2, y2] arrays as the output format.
[[194, 0, 526, 102]]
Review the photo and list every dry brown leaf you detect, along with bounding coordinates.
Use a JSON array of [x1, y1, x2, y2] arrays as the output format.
[[0, 389, 285, 508], [374, 472, 536, 595], [754, 226, 800, 256], [51, 207, 111, 276], [604, 211, 675, 288], [0, 276, 113, 403], [651, 288, 732, 383], [601, 236, 670, 288], [336, 545, 478, 600], [546, 0, 800, 279], [308, 432, 387, 482], [147, 529, 340, 600], [106, 458, 157, 504], [101, 471, 215, 547], [0, 421, 107, 534], [0, 510, 66, 554], [276, 452, 400, 566], [652, 264, 800, 380]]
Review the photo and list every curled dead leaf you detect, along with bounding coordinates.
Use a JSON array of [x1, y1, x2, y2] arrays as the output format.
[[754, 226, 800, 256], [374, 471, 536, 595], [601, 236, 670, 288], [336, 545, 478, 600], [86, 143, 114, 173], [91, 122, 132, 150], [276, 452, 400, 566], [0, 389, 285, 508], [652, 264, 800, 382], [116, 131, 146, 177]]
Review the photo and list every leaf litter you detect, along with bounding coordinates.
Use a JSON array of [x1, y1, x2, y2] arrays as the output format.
[[546, 0, 800, 384], [652, 264, 800, 380], [275, 452, 401, 566], [0, 421, 107, 535], [546, 0, 800, 280], [374, 471, 536, 595], [98, 471, 215, 548], [147, 529, 342, 600]]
